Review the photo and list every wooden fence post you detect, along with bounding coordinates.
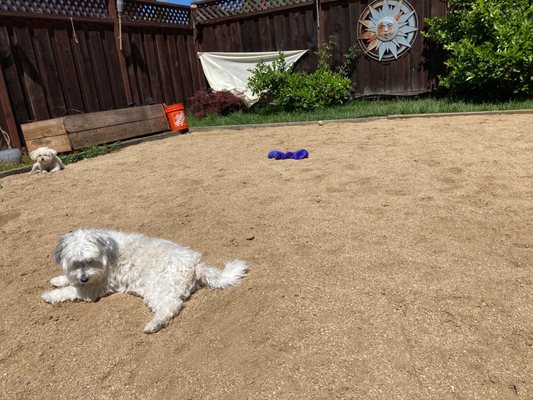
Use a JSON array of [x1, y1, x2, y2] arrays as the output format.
[[108, 0, 133, 106], [191, 4, 198, 45], [190, 4, 206, 92], [316, 0, 322, 46], [317, 0, 327, 46], [0, 64, 21, 148]]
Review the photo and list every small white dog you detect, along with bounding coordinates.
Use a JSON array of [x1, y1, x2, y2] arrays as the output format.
[[29, 147, 64, 174], [42, 229, 248, 333]]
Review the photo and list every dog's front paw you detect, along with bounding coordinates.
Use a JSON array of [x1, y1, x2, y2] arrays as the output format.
[[41, 287, 79, 303], [50, 275, 69, 288], [42, 290, 62, 304]]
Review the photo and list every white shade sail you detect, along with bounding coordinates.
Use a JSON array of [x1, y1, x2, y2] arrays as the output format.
[[197, 50, 309, 106]]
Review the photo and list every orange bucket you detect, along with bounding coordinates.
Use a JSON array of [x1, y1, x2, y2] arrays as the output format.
[[164, 103, 189, 132]]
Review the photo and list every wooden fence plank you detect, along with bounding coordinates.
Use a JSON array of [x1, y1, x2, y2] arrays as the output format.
[[51, 26, 86, 115], [185, 33, 204, 92], [104, 29, 129, 109], [88, 29, 115, 110], [176, 34, 194, 96], [0, 24, 23, 147], [130, 30, 152, 104], [32, 24, 67, 118], [0, 24, 30, 127], [258, 17, 272, 51], [12, 24, 49, 121], [121, 30, 142, 106], [155, 32, 175, 104], [64, 104, 165, 133], [108, 0, 133, 106], [0, 63, 21, 148], [142, 31, 163, 102], [72, 28, 101, 113], [228, 21, 241, 52], [166, 34, 185, 103], [242, 18, 260, 52], [302, 8, 316, 49]]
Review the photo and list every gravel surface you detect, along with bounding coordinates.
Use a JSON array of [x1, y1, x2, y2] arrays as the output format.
[[1, 112, 532, 399]]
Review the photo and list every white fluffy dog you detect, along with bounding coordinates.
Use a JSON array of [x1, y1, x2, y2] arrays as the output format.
[[42, 229, 248, 333], [29, 146, 64, 174]]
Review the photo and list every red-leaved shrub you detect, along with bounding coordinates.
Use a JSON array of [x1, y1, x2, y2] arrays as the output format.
[[188, 89, 247, 118]]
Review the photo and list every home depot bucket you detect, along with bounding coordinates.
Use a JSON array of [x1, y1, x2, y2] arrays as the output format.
[[164, 103, 189, 132]]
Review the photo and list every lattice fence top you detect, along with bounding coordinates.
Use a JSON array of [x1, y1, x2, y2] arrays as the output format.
[[0, 0, 109, 18], [122, 1, 190, 26], [0, 0, 310, 26], [194, 0, 311, 22]]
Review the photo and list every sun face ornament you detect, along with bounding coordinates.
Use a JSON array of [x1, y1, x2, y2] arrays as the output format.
[[357, 0, 418, 62]]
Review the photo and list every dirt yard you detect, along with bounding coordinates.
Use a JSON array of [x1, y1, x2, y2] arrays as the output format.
[[0, 112, 532, 399]]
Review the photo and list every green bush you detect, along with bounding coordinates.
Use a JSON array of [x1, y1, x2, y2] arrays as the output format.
[[247, 41, 356, 111], [275, 68, 352, 111], [424, 0, 533, 100], [247, 52, 292, 105]]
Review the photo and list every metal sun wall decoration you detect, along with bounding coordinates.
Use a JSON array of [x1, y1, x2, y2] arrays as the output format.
[[357, 0, 419, 62]]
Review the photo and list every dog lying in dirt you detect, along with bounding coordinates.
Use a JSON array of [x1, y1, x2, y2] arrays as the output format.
[[42, 229, 248, 333], [29, 147, 64, 174]]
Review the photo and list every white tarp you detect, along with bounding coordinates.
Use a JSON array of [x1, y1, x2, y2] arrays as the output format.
[[197, 50, 308, 106]]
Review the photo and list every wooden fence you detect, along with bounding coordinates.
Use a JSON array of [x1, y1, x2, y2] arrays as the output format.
[[0, 0, 448, 150], [193, 0, 448, 94], [0, 0, 204, 149]]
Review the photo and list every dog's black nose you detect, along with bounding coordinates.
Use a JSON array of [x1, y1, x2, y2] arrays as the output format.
[[80, 276, 89, 283]]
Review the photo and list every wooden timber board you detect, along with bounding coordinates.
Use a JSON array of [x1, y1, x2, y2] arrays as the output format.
[[21, 117, 72, 153], [21, 105, 170, 152], [68, 116, 169, 150], [64, 104, 166, 133]]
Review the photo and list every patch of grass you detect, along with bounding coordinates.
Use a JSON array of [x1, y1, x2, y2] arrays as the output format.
[[0, 155, 32, 172], [60, 143, 119, 165], [186, 97, 533, 127]]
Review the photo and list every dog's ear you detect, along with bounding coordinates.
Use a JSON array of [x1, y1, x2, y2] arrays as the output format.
[[49, 148, 57, 156], [92, 234, 119, 266], [53, 233, 71, 265], [29, 150, 37, 161]]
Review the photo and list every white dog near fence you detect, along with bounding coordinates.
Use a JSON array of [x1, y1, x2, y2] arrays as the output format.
[[29, 146, 64, 174], [42, 229, 248, 333]]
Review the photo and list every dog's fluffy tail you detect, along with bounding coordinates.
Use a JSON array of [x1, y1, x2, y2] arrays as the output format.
[[196, 260, 248, 289]]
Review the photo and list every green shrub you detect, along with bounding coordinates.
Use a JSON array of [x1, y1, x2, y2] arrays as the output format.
[[424, 0, 533, 100], [275, 69, 351, 111], [247, 52, 292, 104], [247, 40, 356, 111]]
